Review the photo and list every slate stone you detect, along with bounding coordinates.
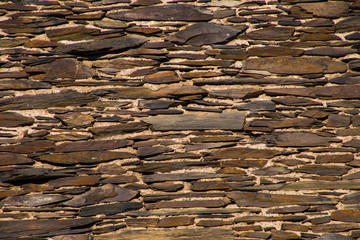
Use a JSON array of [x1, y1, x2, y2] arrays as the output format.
[[137, 146, 172, 158], [39, 151, 134, 165], [64, 184, 136, 207], [268, 206, 309, 214], [56, 113, 94, 128], [235, 215, 306, 224], [331, 210, 360, 223], [245, 57, 347, 75], [271, 230, 301, 240], [209, 88, 262, 99], [150, 182, 184, 192], [143, 71, 181, 84], [142, 192, 225, 203], [297, 2, 349, 18], [253, 166, 291, 176], [213, 148, 281, 159], [0, 90, 97, 111], [143, 172, 232, 183], [54, 140, 130, 152], [132, 161, 218, 173], [185, 142, 235, 151], [341, 192, 360, 204], [48, 176, 100, 188], [54, 35, 148, 55], [311, 223, 360, 233], [0, 71, 29, 79], [273, 97, 322, 106], [227, 191, 334, 207], [0, 140, 54, 154], [89, 122, 149, 136], [0, 80, 51, 90], [144, 112, 245, 131], [107, 4, 213, 21], [0, 194, 70, 207], [305, 47, 356, 58], [0, 218, 98, 238], [315, 234, 354, 240], [274, 132, 333, 147], [79, 202, 142, 217], [191, 181, 230, 191], [171, 22, 240, 46], [248, 46, 304, 57], [156, 216, 194, 228], [146, 199, 229, 209], [93, 59, 158, 70], [94, 20, 127, 29], [46, 26, 100, 41], [240, 231, 271, 239], [0, 153, 34, 166], [220, 160, 268, 168], [335, 17, 360, 32], [327, 114, 351, 127], [138, 100, 183, 110], [250, 118, 320, 129], [0, 112, 34, 127], [315, 154, 354, 164], [295, 165, 351, 176], [247, 27, 294, 41]]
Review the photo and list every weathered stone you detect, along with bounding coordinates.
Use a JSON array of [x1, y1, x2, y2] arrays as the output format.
[[142, 192, 225, 203], [46, 26, 100, 41], [273, 97, 321, 106], [209, 88, 262, 99], [79, 202, 142, 217], [315, 154, 354, 164], [220, 160, 268, 168], [235, 215, 306, 224], [268, 206, 309, 214], [0, 112, 34, 127], [144, 112, 245, 131], [274, 132, 333, 147], [0, 140, 54, 154], [142, 152, 201, 161], [39, 151, 134, 165], [55, 35, 148, 55], [240, 231, 271, 239], [156, 216, 194, 228], [250, 118, 320, 129], [93, 59, 158, 70], [197, 219, 232, 227], [0, 80, 51, 90], [125, 218, 159, 228], [213, 147, 281, 159], [143, 172, 232, 183], [138, 100, 183, 110], [300, 33, 340, 41], [48, 176, 100, 188], [171, 22, 240, 46], [0, 194, 70, 207], [227, 191, 334, 207], [166, 59, 234, 67], [0, 90, 97, 111], [89, 122, 149, 136], [312, 223, 360, 233], [0, 153, 34, 166], [335, 17, 360, 32], [54, 140, 130, 152], [237, 100, 276, 111], [295, 165, 350, 176], [143, 71, 181, 84], [191, 181, 230, 191], [247, 27, 294, 41], [146, 199, 229, 209], [95, 229, 234, 240], [341, 193, 360, 204], [64, 184, 137, 207], [52, 234, 92, 240], [315, 234, 354, 240], [46, 131, 92, 141], [0, 218, 98, 238], [253, 166, 291, 176], [107, 4, 213, 21], [137, 146, 172, 158], [305, 48, 356, 58], [245, 57, 347, 75], [94, 20, 127, 29], [271, 230, 301, 240], [150, 182, 184, 192], [0, 72, 29, 79], [331, 210, 360, 223], [185, 142, 235, 151], [297, 2, 349, 18], [101, 175, 138, 184], [248, 46, 304, 57], [55, 113, 94, 128], [132, 161, 218, 173], [327, 114, 351, 128]]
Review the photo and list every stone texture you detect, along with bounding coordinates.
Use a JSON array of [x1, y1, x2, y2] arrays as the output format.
[[48, 176, 100, 188], [297, 2, 349, 18], [39, 151, 134, 165], [0, 194, 70, 207], [274, 132, 334, 147], [143, 173, 232, 183], [143, 71, 181, 84], [107, 4, 213, 21], [54, 140, 130, 152], [245, 57, 347, 75], [146, 199, 229, 209], [331, 210, 360, 223], [0, 112, 34, 127], [247, 27, 294, 41], [0, 140, 54, 154], [89, 122, 149, 136], [248, 46, 304, 57], [156, 216, 194, 227], [335, 16, 360, 32], [171, 22, 241, 46], [295, 165, 351, 176], [209, 88, 262, 99], [0, 80, 51, 90], [46, 26, 100, 41], [213, 148, 281, 159], [144, 112, 245, 131], [0, 153, 34, 166], [79, 202, 142, 217]]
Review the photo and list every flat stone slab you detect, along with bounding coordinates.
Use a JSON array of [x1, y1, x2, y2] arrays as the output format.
[[144, 112, 245, 131], [95, 228, 234, 240]]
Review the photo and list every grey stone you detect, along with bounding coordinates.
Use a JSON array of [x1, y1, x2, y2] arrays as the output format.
[[0, 194, 70, 207]]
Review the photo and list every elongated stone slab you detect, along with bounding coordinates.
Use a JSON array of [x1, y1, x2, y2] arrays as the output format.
[[331, 210, 360, 223], [0, 153, 34, 166], [213, 147, 281, 159], [144, 112, 245, 131], [0, 194, 70, 207], [79, 202, 142, 217], [0, 112, 33, 127], [107, 4, 213, 21], [143, 173, 232, 183], [54, 140, 130, 152]]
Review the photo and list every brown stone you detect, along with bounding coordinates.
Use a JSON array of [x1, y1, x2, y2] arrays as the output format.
[[150, 182, 184, 192], [0, 153, 34, 166], [100, 175, 138, 184], [315, 154, 354, 164], [300, 33, 340, 41], [209, 88, 262, 99], [79, 202, 142, 217], [54, 140, 130, 152], [46, 26, 100, 41], [305, 47, 356, 58], [93, 59, 158, 70], [48, 176, 100, 188], [39, 151, 134, 165], [0, 71, 29, 79], [282, 223, 309, 232], [0, 112, 33, 127], [327, 114, 351, 128], [247, 27, 294, 40], [253, 166, 291, 176], [295, 165, 351, 176], [245, 57, 347, 75], [311, 223, 360, 233], [272, 97, 321, 106], [250, 118, 320, 129], [137, 146, 172, 158], [55, 113, 94, 128], [107, 4, 213, 21], [297, 2, 348, 18], [213, 147, 281, 159], [0, 194, 70, 207], [191, 181, 230, 191], [235, 215, 306, 224], [240, 232, 271, 239], [335, 16, 360, 32], [331, 210, 360, 223], [143, 172, 232, 183], [132, 161, 218, 173], [89, 122, 149, 136], [271, 230, 301, 240], [52, 234, 91, 240], [268, 206, 309, 214], [146, 199, 229, 210], [0, 80, 51, 90], [156, 216, 194, 228], [0, 90, 97, 111], [0, 140, 54, 154], [197, 219, 232, 227], [94, 20, 127, 29], [227, 191, 334, 207], [248, 46, 304, 57], [125, 218, 159, 228], [171, 22, 241, 46], [142, 192, 225, 203], [341, 193, 360, 204], [220, 160, 268, 168], [274, 132, 333, 147], [46, 131, 92, 141], [144, 112, 245, 131], [143, 71, 181, 84]]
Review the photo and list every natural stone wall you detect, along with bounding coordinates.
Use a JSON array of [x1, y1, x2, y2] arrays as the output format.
[[0, 0, 359, 239]]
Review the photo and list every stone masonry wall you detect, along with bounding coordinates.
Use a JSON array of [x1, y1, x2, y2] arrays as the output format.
[[0, 0, 360, 239]]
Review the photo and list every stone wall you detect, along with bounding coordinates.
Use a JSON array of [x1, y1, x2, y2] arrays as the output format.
[[0, 0, 359, 239]]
